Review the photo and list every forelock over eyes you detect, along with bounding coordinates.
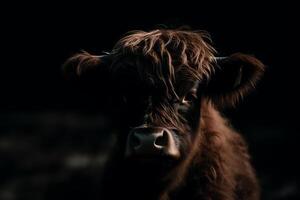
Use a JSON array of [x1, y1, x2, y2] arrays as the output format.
[[109, 29, 217, 99]]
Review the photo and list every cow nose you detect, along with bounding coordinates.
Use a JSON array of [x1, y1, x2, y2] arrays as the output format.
[[125, 127, 180, 158]]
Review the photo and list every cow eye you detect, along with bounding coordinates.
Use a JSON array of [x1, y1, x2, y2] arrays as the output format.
[[182, 91, 197, 104]]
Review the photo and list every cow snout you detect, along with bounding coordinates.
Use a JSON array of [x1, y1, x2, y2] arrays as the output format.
[[125, 127, 180, 159]]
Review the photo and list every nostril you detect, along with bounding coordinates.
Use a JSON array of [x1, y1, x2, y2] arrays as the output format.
[[131, 133, 141, 149], [154, 131, 168, 147]]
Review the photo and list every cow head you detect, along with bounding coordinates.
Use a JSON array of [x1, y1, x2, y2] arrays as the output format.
[[63, 29, 264, 183]]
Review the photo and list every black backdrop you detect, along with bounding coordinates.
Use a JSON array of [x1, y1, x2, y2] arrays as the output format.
[[1, 1, 299, 200]]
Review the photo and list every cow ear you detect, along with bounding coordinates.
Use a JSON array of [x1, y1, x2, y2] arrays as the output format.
[[204, 53, 265, 107], [62, 51, 114, 111], [62, 51, 111, 82], [62, 50, 113, 105]]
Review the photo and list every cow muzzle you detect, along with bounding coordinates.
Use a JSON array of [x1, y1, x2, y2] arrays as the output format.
[[125, 127, 180, 159]]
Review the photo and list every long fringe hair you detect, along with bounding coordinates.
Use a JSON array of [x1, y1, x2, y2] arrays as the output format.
[[109, 29, 217, 99]]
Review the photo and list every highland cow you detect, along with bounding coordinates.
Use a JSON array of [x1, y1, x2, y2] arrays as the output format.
[[64, 29, 264, 200]]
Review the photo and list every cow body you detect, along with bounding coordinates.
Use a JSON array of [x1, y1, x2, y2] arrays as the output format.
[[64, 29, 264, 200]]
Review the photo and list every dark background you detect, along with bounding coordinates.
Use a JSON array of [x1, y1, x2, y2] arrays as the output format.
[[1, 1, 299, 200]]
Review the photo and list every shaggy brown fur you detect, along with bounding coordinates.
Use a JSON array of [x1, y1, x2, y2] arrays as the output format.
[[63, 29, 264, 200]]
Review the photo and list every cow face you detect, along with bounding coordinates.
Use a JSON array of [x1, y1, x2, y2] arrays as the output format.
[[110, 56, 203, 165]]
